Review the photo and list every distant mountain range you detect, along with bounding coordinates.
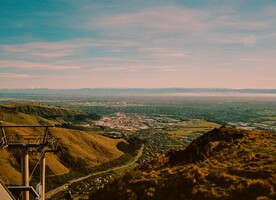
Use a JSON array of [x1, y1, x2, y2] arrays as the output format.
[[0, 88, 275, 95]]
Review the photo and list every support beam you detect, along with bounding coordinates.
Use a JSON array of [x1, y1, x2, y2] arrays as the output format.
[[0, 127, 8, 148], [21, 149, 29, 200], [7, 186, 39, 198], [40, 153, 46, 200], [42, 127, 49, 145]]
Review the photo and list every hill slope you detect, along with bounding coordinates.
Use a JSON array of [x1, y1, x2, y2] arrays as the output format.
[[0, 102, 124, 185], [1, 102, 89, 124], [91, 127, 276, 200]]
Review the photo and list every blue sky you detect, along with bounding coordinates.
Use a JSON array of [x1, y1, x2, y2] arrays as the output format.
[[0, 0, 275, 89]]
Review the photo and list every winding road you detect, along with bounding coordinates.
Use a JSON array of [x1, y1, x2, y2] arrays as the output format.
[[45, 144, 144, 199]]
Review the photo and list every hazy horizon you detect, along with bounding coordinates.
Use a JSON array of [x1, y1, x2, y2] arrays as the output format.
[[1, 88, 276, 98]]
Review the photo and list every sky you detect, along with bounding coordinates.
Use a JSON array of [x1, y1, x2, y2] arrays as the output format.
[[0, 0, 275, 89]]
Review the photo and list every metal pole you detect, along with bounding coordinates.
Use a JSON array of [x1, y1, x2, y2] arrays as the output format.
[[40, 153, 46, 200], [22, 148, 29, 200]]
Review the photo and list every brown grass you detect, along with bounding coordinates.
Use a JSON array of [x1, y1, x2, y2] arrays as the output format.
[[91, 127, 276, 200], [0, 103, 126, 185], [51, 128, 124, 167], [0, 150, 21, 185]]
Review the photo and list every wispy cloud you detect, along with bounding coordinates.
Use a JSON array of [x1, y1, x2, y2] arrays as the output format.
[[210, 15, 266, 30], [139, 47, 188, 58], [0, 73, 30, 78], [86, 4, 273, 50], [93, 6, 209, 33], [0, 60, 80, 70], [213, 34, 258, 46], [0, 1, 275, 88], [2, 42, 75, 58], [93, 5, 267, 35], [263, 5, 276, 16], [88, 64, 180, 72], [0, 38, 140, 59]]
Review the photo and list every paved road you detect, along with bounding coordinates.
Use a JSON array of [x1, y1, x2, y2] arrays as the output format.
[[45, 144, 144, 199]]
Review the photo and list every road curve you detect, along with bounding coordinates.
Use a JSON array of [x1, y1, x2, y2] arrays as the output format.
[[46, 144, 144, 199]]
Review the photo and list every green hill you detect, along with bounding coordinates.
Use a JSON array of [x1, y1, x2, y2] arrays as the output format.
[[0, 102, 125, 186], [91, 127, 276, 200]]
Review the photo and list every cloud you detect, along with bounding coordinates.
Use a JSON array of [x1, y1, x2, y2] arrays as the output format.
[[0, 38, 141, 72], [94, 6, 210, 33], [88, 64, 180, 73], [0, 38, 189, 73], [83, 5, 271, 49], [0, 60, 80, 70], [213, 34, 257, 46], [0, 39, 140, 60], [210, 15, 266, 30], [2, 42, 75, 58], [240, 57, 274, 63], [1, 2, 275, 88], [0, 73, 30, 78], [263, 5, 276, 16], [92, 5, 267, 35], [139, 47, 188, 58]]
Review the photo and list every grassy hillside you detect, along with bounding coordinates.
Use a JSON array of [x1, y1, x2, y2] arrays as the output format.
[[0, 107, 53, 125], [91, 127, 276, 200], [1, 102, 89, 124], [51, 128, 124, 167], [0, 102, 124, 186]]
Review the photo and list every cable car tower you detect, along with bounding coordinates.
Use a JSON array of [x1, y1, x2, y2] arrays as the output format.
[[0, 123, 61, 200]]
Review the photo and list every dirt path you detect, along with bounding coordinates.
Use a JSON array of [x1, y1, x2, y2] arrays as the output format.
[[45, 144, 144, 199]]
